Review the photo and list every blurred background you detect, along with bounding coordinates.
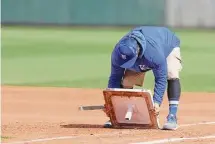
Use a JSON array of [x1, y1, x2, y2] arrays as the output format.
[[2, 0, 215, 27], [1, 0, 215, 92]]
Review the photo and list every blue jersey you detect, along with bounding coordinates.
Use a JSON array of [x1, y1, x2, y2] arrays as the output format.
[[108, 26, 180, 105]]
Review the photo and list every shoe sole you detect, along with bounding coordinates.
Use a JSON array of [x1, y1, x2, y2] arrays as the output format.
[[104, 124, 112, 128], [162, 125, 178, 130], [104, 121, 112, 128]]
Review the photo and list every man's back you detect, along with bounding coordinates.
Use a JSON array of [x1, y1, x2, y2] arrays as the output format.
[[131, 26, 180, 58]]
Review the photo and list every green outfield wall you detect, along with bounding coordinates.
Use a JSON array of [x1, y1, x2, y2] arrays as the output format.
[[2, 0, 166, 25]]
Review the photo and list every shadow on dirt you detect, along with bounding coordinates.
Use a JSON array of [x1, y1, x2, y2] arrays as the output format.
[[60, 124, 104, 128]]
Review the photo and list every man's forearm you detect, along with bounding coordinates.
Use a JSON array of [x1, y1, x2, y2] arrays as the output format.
[[108, 74, 123, 88], [153, 78, 167, 105]]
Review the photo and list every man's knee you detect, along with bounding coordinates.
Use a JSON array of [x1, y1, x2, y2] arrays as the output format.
[[167, 69, 180, 79], [167, 47, 182, 79], [167, 61, 182, 79]]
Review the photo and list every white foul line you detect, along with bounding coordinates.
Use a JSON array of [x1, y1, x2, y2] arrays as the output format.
[[180, 121, 215, 127], [2, 121, 215, 144], [1, 131, 131, 144], [1, 136, 79, 144], [130, 121, 215, 144], [130, 135, 215, 144]]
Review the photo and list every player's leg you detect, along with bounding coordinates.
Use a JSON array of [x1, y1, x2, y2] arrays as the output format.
[[121, 70, 146, 88], [163, 47, 182, 130], [104, 70, 146, 128]]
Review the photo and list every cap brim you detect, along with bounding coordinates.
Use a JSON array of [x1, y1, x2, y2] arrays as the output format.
[[120, 56, 137, 69]]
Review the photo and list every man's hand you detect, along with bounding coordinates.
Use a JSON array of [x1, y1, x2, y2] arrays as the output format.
[[154, 103, 160, 116]]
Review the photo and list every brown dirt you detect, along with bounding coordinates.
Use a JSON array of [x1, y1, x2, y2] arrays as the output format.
[[2, 86, 215, 144]]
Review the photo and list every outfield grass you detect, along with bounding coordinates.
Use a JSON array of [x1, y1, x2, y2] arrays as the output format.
[[2, 26, 215, 92], [1, 136, 12, 140]]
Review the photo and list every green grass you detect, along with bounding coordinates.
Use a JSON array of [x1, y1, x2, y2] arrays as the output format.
[[2, 26, 215, 92], [1, 136, 12, 140]]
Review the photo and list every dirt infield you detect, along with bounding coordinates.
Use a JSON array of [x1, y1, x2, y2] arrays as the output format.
[[2, 86, 215, 144]]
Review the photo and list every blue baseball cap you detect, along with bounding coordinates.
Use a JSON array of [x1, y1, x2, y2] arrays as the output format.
[[114, 37, 139, 69]]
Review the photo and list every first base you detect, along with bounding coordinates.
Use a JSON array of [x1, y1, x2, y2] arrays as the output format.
[[103, 88, 160, 129]]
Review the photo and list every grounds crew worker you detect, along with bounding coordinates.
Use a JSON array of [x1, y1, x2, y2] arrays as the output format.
[[105, 26, 182, 130]]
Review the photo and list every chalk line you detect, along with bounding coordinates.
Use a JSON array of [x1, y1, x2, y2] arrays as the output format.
[[130, 121, 215, 144], [180, 121, 215, 127], [2, 131, 131, 144], [1, 136, 79, 144], [3, 121, 215, 144], [130, 135, 215, 144]]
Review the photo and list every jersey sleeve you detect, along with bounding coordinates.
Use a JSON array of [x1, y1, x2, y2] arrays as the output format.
[[108, 62, 125, 88], [152, 61, 167, 105], [108, 49, 125, 88], [151, 54, 168, 105]]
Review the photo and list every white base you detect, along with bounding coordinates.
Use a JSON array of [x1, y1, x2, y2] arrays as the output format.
[[111, 96, 151, 124]]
